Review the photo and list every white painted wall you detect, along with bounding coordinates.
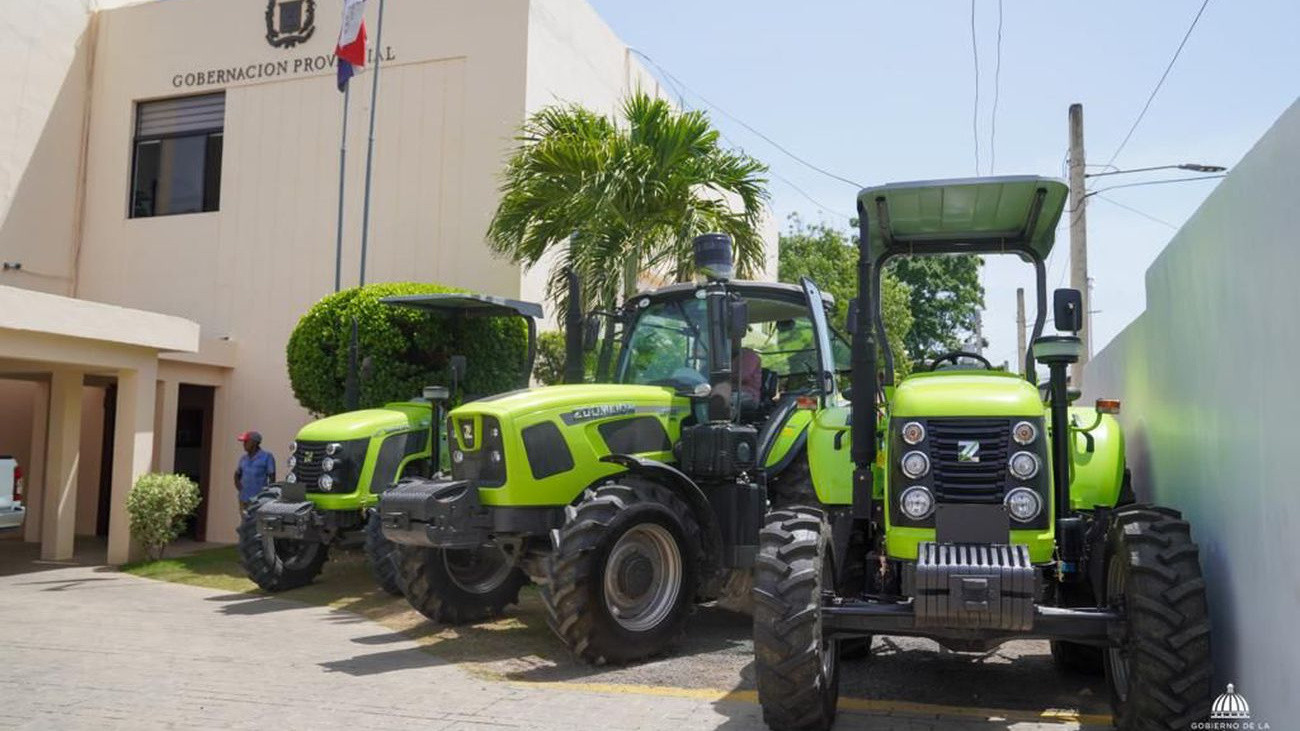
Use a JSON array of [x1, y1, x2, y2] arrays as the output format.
[[1083, 98, 1300, 724]]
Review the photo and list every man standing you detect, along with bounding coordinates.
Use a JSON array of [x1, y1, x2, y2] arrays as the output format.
[[234, 431, 276, 511]]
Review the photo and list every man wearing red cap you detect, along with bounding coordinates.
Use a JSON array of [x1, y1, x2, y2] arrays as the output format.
[[234, 431, 276, 511]]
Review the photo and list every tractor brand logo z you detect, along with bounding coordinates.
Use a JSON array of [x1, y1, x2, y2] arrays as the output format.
[[302, 451, 313, 463], [265, 0, 316, 49], [957, 440, 981, 463]]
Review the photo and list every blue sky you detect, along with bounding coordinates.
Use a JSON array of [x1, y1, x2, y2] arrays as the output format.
[[588, 0, 1299, 368]]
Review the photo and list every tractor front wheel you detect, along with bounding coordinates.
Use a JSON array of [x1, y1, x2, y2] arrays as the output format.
[[364, 510, 405, 596], [1103, 505, 1212, 730], [236, 487, 329, 592], [753, 507, 840, 731], [400, 544, 528, 624], [542, 478, 701, 664]]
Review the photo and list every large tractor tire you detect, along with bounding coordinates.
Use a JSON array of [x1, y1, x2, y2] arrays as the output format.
[[1103, 505, 1212, 730], [400, 544, 528, 624], [237, 487, 329, 592], [753, 507, 840, 731], [542, 478, 701, 665], [364, 510, 405, 596]]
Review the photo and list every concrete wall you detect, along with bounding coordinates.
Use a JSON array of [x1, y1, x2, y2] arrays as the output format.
[[1084, 98, 1300, 723]]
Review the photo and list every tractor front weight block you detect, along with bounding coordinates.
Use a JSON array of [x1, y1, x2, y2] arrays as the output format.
[[255, 499, 322, 542], [379, 478, 491, 549], [823, 600, 1123, 647]]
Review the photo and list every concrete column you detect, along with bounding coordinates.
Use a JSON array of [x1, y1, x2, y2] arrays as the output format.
[[154, 379, 179, 474], [206, 382, 237, 542], [23, 381, 50, 545], [40, 370, 83, 561], [107, 361, 157, 565]]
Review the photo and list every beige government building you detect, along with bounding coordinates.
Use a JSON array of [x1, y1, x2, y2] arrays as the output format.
[[0, 0, 778, 563]]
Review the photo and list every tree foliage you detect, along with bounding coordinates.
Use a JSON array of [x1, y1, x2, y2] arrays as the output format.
[[777, 215, 914, 375], [532, 330, 597, 386], [886, 255, 985, 364], [127, 473, 201, 561], [286, 282, 528, 416], [487, 90, 770, 323]]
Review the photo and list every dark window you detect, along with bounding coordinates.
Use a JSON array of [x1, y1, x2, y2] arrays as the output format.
[[598, 416, 671, 455], [131, 93, 225, 218], [522, 422, 574, 480]]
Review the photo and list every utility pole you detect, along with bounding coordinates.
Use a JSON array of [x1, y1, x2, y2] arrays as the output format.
[[1016, 287, 1026, 376], [1068, 103, 1090, 387]]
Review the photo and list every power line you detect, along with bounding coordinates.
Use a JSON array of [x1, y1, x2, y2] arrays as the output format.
[[629, 48, 864, 190], [990, 0, 1003, 174], [970, 0, 981, 175], [1103, 0, 1212, 168], [1092, 194, 1179, 230]]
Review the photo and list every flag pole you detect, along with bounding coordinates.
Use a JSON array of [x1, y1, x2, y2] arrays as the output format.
[[333, 84, 350, 292], [357, 0, 385, 287]]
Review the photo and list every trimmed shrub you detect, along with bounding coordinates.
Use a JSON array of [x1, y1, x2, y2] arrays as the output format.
[[287, 282, 529, 416], [127, 473, 202, 561]]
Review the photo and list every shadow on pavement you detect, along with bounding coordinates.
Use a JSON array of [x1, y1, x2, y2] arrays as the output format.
[[318, 644, 450, 676]]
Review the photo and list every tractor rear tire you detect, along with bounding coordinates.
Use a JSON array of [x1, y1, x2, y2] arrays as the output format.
[[364, 510, 404, 596], [237, 487, 329, 592], [542, 478, 701, 665], [753, 507, 840, 731], [1103, 505, 1212, 730], [400, 545, 528, 624]]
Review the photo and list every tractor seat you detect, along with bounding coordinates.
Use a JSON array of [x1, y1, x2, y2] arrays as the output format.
[[756, 396, 801, 468]]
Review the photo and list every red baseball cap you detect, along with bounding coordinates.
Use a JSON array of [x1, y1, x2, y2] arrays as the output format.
[[237, 431, 263, 443]]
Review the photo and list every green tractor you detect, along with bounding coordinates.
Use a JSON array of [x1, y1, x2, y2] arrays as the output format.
[[380, 233, 853, 662], [751, 176, 1212, 731], [238, 294, 543, 594]]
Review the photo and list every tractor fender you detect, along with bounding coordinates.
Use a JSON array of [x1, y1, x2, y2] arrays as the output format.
[[599, 454, 724, 572]]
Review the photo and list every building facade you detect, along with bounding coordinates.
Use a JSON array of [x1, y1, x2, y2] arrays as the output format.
[[0, 0, 778, 557]]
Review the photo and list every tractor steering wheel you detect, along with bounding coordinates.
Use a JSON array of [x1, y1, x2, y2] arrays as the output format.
[[928, 350, 994, 371]]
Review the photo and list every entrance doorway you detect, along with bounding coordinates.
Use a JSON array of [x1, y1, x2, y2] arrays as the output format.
[[175, 385, 214, 541]]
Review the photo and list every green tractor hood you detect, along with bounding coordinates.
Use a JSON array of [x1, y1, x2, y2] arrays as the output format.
[[461, 383, 684, 420], [296, 402, 431, 441], [891, 371, 1042, 417]]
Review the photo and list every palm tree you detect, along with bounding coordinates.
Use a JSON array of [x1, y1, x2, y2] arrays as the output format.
[[487, 90, 770, 320]]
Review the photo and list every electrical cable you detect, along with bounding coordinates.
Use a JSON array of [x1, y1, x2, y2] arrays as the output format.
[[1092, 194, 1179, 230], [1087, 173, 1226, 198], [990, 0, 1003, 174], [970, 0, 981, 175]]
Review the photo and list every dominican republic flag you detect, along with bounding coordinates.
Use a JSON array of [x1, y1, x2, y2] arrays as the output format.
[[335, 0, 367, 92]]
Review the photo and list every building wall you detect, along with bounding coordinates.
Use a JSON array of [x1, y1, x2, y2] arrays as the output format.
[[1083, 98, 1300, 723], [0, 381, 37, 471]]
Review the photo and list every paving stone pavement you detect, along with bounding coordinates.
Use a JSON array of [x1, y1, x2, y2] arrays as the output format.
[[0, 565, 1103, 731]]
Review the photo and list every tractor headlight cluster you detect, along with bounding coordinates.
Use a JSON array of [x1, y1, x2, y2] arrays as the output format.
[[1012, 421, 1038, 445], [287, 455, 297, 470], [899, 486, 936, 520], [1004, 487, 1042, 522], [1008, 451, 1041, 480], [325, 442, 342, 455], [901, 421, 926, 445], [318, 474, 335, 491], [900, 450, 930, 479], [321, 457, 336, 473], [286, 473, 297, 484]]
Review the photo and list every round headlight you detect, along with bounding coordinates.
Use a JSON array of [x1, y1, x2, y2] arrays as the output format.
[[899, 486, 935, 520], [286, 455, 297, 470], [285, 472, 297, 484], [901, 422, 925, 445], [318, 474, 334, 491], [289, 441, 298, 454], [325, 442, 342, 456], [1005, 487, 1042, 522], [321, 457, 336, 472], [489, 450, 502, 463], [1012, 421, 1038, 445], [452, 450, 465, 464], [1009, 451, 1041, 479], [900, 450, 930, 479]]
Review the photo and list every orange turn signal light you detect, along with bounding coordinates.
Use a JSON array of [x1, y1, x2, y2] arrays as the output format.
[[795, 395, 818, 410], [1095, 398, 1121, 415]]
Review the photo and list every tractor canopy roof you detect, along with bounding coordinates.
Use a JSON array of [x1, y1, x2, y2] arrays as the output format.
[[626, 280, 835, 310], [380, 293, 544, 320], [857, 175, 1068, 262]]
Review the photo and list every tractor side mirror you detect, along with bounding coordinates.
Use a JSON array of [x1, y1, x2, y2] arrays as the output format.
[[583, 315, 601, 352], [1053, 288, 1084, 333], [728, 299, 749, 343], [845, 298, 859, 335]]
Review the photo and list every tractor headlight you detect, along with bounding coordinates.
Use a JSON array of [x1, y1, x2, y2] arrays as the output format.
[[489, 450, 502, 463], [321, 457, 336, 472], [286, 472, 297, 484], [899, 486, 935, 520], [900, 450, 930, 479], [287, 455, 297, 470], [901, 421, 925, 445], [318, 474, 334, 491], [325, 442, 342, 456], [1012, 421, 1038, 445], [452, 450, 465, 464], [1008, 451, 1041, 479], [1004, 487, 1042, 522], [289, 441, 298, 454]]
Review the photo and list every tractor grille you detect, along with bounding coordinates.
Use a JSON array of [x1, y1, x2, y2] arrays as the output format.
[[926, 419, 1010, 504], [290, 438, 368, 493]]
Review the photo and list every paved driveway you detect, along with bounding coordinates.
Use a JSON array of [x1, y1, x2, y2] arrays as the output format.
[[0, 563, 1108, 731]]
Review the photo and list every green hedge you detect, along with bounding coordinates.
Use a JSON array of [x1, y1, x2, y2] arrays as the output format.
[[287, 282, 529, 416], [533, 330, 599, 386]]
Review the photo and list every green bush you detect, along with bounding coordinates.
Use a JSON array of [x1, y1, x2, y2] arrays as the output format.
[[287, 282, 530, 416], [532, 330, 598, 386], [127, 473, 202, 561]]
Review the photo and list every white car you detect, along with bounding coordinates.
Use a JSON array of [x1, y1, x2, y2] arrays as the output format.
[[0, 456, 24, 530]]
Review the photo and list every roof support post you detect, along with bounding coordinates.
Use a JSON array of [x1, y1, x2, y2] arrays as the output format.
[[107, 360, 157, 565], [41, 369, 83, 561]]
